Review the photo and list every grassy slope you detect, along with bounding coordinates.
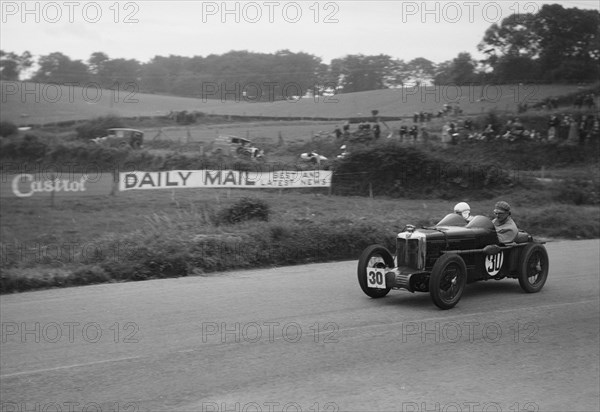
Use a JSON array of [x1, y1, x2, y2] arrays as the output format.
[[1, 81, 592, 125], [1, 82, 598, 293], [1, 187, 598, 293]]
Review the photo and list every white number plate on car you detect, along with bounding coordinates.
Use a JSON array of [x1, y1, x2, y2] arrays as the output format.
[[367, 267, 386, 289]]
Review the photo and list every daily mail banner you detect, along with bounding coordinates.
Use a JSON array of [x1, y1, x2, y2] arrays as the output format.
[[1, 173, 115, 199], [120, 170, 332, 191]]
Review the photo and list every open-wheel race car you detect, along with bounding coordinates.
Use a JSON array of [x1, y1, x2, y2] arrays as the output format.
[[357, 213, 549, 310]]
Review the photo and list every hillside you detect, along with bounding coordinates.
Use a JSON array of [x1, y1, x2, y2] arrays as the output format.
[[1, 81, 592, 125]]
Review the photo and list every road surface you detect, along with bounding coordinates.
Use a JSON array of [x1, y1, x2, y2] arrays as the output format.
[[1, 240, 599, 412]]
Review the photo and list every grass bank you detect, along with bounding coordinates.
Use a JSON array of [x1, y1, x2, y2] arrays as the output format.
[[1, 190, 598, 294]]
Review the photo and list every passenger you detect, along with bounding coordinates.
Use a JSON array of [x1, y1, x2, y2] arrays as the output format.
[[454, 202, 473, 222], [492, 201, 518, 243]]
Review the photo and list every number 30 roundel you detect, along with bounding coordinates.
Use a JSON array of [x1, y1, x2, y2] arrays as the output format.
[[485, 252, 504, 276]]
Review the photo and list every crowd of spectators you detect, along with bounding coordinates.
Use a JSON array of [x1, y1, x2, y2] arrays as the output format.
[[441, 113, 600, 146], [331, 92, 598, 147]]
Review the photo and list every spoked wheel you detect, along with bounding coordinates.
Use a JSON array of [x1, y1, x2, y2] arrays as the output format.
[[357, 245, 394, 298], [429, 254, 467, 310], [517, 244, 549, 293]]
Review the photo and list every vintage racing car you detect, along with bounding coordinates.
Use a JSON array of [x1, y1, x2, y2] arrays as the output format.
[[357, 213, 549, 309], [91, 128, 144, 149], [210, 135, 263, 160]]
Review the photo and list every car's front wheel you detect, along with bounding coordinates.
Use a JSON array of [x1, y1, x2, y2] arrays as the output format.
[[357, 245, 394, 298], [429, 254, 467, 310], [517, 244, 549, 293]]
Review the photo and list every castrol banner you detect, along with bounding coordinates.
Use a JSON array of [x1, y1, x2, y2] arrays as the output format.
[[1, 173, 115, 198], [119, 170, 332, 191]]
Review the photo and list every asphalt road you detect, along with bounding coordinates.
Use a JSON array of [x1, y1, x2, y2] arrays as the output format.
[[1, 240, 599, 412]]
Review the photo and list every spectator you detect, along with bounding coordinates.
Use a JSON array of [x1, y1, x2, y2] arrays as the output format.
[[373, 123, 381, 139], [567, 115, 579, 145], [547, 115, 559, 142], [483, 124, 495, 141], [409, 125, 418, 143], [334, 125, 342, 139], [399, 124, 408, 142], [441, 123, 452, 147], [342, 121, 350, 138]]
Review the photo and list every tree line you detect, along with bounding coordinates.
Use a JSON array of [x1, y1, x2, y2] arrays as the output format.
[[1, 4, 597, 100]]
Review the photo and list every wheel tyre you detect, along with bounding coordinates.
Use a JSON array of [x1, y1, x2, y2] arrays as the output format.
[[429, 254, 467, 310], [357, 245, 394, 298], [517, 244, 549, 293]]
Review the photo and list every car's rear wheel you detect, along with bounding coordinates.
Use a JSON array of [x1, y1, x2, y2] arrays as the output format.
[[429, 254, 467, 310], [517, 244, 549, 293], [357, 245, 394, 298]]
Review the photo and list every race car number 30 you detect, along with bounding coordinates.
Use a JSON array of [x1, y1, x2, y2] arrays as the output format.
[[367, 267, 386, 289], [485, 251, 504, 276]]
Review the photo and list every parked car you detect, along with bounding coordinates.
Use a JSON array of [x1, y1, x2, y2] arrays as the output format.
[[91, 128, 144, 149], [210, 135, 263, 159], [357, 213, 549, 310]]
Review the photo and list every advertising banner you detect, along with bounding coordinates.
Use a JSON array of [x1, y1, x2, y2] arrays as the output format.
[[119, 170, 332, 191], [1, 173, 115, 199]]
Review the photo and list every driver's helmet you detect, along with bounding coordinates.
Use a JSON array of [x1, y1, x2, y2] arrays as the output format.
[[454, 202, 471, 220]]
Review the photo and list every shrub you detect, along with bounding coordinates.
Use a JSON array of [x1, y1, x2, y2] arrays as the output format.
[[518, 205, 600, 239], [553, 178, 600, 205], [18, 134, 49, 159], [332, 141, 516, 198], [76, 115, 126, 140], [0, 121, 18, 137], [217, 197, 271, 224]]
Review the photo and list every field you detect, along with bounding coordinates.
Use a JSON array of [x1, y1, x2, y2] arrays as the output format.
[[1, 81, 594, 125]]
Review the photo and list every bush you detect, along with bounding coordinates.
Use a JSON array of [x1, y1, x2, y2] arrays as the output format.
[[553, 178, 600, 205], [518, 205, 600, 239], [76, 115, 126, 140], [217, 197, 271, 224], [0, 121, 18, 137], [333, 141, 516, 198], [18, 134, 48, 159]]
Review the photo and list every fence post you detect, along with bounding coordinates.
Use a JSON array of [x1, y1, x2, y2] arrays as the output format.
[[110, 169, 118, 196], [368, 182, 373, 199], [50, 173, 55, 208]]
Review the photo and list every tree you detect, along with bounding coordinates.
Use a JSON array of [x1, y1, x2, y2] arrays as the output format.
[[88, 52, 109, 76], [478, 13, 538, 59], [403, 57, 436, 86], [100, 58, 141, 87], [332, 54, 398, 93], [31, 52, 89, 84], [478, 4, 600, 83], [433, 53, 478, 85], [0, 50, 33, 80], [533, 5, 600, 82]]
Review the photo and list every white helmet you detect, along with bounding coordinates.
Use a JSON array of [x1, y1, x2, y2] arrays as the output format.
[[454, 202, 471, 219]]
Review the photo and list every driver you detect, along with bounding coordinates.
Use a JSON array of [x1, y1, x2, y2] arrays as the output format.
[[493, 201, 518, 244], [454, 202, 473, 222]]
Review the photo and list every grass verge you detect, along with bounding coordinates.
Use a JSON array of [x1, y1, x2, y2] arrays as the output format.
[[1, 190, 598, 294]]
